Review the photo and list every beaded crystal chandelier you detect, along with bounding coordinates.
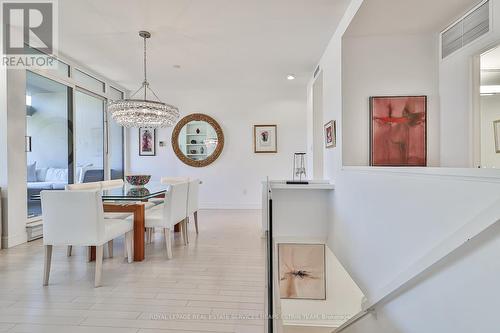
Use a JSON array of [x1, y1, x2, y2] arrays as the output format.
[[108, 31, 179, 128]]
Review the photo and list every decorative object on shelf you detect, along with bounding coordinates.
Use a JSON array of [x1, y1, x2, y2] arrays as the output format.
[[278, 243, 326, 300], [190, 149, 197, 154], [370, 96, 427, 166], [494, 120, 500, 153], [254, 125, 277, 153], [107, 31, 179, 128], [172, 113, 224, 167], [139, 128, 156, 156], [287, 152, 308, 185], [125, 175, 151, 187], [190, 139, 197, 144], [324, 120, 336, 148], [196, 128, 200, 134]]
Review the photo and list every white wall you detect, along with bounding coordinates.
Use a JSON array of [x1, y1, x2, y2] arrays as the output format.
[[305, 0, 500, 332], [128, 87, 307, 209], [336, 168, 500, 333], [342, 34, 440, 166], [1, 70, 28, 248], [306, 0, 365, 182], [480, 94, 500, 167], [440, 0, 500, 167]]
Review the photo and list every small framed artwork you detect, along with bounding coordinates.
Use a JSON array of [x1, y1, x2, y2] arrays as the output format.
[[370, 96, 427, 166], [278, 243, 326, 300], [324, 120, 336, 148], [494, 120, 500, 153], [139, 128, 156, 156], [254, 125, 277, 153]]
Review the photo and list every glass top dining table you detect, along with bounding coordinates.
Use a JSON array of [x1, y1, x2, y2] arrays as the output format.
[[30, 182, 170, 202], [101, 182, 169, 201]]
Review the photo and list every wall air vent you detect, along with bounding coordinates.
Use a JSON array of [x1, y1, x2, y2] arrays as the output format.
[[441, 0, 489, 59]]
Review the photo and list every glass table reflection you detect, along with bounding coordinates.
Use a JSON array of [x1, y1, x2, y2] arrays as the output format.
[[101, 182, 169, 201]]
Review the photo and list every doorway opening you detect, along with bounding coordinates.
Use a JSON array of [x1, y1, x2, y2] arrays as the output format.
[[478, 44, 500, 168], [312, 71, 324, 179]]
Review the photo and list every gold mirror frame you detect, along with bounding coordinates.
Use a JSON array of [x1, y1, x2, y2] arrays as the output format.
[[171, 113, 225, 167]]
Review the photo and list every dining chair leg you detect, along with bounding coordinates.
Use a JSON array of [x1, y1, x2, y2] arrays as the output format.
[[107, 240, 113, 258], [43, 245, 52, 286], [184, 218, 189, 244], [124, 233, 128, 259], [66, 245, 72, 257], [125, 231, 133, 264], [150, 228, 154, 243], [194, 211, 199, 234], [87, 246, 92, 262], [164, 228, 172, 259], [95, 245, 104, 288]]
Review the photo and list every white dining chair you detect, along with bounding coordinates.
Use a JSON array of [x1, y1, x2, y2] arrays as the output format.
[[41, 190, 134, 287], [100, 179, 124, 189], [187, 179, 200, 234], [145, 177, 190, 242], [145, 182, 189, 259], [65, 181, 130, 259], [65, 182, 102, 190], [161, 176, 190, 184]]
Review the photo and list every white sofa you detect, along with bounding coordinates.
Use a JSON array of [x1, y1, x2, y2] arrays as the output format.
[[28, 167, 68, 191]]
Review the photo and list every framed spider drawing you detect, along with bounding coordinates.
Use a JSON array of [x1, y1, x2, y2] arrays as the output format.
[[278, 243, 326, 300]]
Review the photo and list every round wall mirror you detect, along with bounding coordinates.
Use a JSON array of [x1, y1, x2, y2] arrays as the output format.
[[172, 113, 224, 167]]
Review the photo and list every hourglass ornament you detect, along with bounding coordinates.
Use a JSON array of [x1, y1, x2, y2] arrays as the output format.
[[287, 153, 309, 185]]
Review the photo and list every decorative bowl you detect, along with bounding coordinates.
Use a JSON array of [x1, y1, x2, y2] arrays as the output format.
[[125, 175, 151, 186]]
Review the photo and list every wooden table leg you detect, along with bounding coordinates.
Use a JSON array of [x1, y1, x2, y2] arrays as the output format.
[[103, 203, 145, 262], [133, 204, 145, 261]]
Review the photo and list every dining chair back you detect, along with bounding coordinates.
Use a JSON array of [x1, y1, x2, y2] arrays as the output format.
[[144, 181, 189, 258], [161, 176, 190, 184], [65, 182, 101, 190], [187, 179, 200, 234], [41, 190, 105, 246], [101, 179, 124, 189], [163, 181, 189, 228]]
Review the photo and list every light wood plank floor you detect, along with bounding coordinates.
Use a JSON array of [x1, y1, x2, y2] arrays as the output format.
[[0, 210, 266, 333]]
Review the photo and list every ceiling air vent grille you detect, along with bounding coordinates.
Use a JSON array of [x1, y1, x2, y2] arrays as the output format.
[[441, 0, 489, 59]]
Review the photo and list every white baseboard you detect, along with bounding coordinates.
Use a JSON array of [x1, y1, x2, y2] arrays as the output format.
[[2, 232, 28, 249], [199, 202, 261, 210]]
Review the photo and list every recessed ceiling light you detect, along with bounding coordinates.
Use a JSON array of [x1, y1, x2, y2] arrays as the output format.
[[287, 74, 296, 80]]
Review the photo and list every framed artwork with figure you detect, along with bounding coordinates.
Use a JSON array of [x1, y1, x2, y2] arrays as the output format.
[[370, 96, 427, 166], [324, 120, 336, 148], [254, 125, 277, 153], [139, 128, 156, 156]]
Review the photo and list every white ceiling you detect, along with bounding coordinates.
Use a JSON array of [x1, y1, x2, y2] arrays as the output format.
[[345, 0, 480, 37], [57, 0, 350, 97]]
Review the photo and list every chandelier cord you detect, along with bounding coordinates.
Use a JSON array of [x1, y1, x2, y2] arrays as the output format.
[[143, 34, 147, 100]]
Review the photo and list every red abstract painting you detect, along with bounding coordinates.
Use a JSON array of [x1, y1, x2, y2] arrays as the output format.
[[370, 96, 427, 166]]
